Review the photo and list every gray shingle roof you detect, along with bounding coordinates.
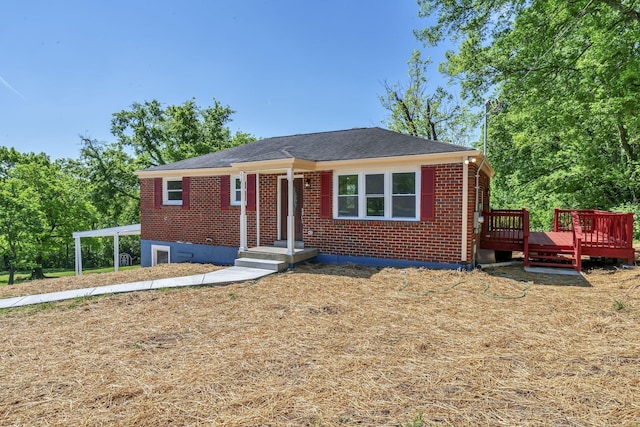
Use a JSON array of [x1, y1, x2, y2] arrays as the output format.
[[143, 127, 471, 172]]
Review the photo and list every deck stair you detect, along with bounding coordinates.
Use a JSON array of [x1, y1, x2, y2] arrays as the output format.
[[527, 230, 576, 269], [527, 248, 576, 269]]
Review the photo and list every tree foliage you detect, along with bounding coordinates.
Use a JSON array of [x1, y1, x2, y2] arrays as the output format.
[[380, 50, 478, 145], [0, 98, 255, 282], [110, 98, 254, 167], [417, 0, 640, 231], [80, 98, 255, 226], [0, 152, 97, 283]]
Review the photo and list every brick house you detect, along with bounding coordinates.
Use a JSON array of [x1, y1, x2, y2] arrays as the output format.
[[135, 127, 492, 269]]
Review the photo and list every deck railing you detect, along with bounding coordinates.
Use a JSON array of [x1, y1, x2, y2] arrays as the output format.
[[481, 209, 530, 258], [554, 209, 597, 232], [482, 208, 634, 269], [554, 209, 634, 250], [576, 212, 634, 249], [571, 211, 583, 271]]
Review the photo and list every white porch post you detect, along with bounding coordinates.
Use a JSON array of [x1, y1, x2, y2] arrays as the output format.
[[114, 233, 120, 272], [239, 171, 248, 252], [286, 168, 294, 256], [461, 157, 469, 263], [74, 236, 82, 276], [255, 173, 260, 247]]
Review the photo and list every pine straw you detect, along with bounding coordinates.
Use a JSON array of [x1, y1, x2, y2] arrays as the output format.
[[0, 263, 639, 426], [0, 263, 220, 299]]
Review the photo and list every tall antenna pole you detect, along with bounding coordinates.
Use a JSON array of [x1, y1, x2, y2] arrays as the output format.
[[483, 99, 489, 155]]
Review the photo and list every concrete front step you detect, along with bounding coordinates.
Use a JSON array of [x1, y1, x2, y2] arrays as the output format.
[[273, 240, 305, 249], [234, 257, 287, 272], [238, 246, 319, 265], [237, 251, 285, 262]]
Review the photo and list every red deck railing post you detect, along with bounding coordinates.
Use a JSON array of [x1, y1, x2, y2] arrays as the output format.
[[523, 209, 530, 266], [626, 213, 635, 265], [571, 211, 583, 272]]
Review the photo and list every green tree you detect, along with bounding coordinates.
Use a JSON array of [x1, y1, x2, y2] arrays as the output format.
[[80, 98, 255, 228], [380, 49, 477, 145], [79, 138, 140, 226], [417, 0, 640, 232], [110, 98, 254, 167], [0, 177, 42, 284], [0, 152, 97, 283]]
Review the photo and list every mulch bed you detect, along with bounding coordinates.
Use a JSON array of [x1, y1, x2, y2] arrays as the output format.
[[0, 262, 638, 425]]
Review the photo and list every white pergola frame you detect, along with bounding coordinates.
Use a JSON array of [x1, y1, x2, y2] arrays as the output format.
[[72, 224, 141, 275]]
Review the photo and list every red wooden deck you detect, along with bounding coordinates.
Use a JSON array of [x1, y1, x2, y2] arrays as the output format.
[[480, 209, 635, 271], [528, 231, 573, 248]]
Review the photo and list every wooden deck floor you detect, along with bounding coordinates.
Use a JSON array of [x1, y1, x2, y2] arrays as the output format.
[[528, 232, 573, 250]]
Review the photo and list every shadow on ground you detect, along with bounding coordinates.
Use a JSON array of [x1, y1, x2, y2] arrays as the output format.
[[482, 264, 592, 287]]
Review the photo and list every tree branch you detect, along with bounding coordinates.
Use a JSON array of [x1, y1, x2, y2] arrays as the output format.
[[600, 0, 640, 23], [393, 91, 418, 137]]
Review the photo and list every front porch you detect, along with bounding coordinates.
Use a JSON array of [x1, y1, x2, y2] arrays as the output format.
[[234, 160, 316, 263]]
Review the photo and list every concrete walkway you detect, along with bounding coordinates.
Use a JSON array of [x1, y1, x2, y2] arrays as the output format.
[[0, 266, 276, 309]]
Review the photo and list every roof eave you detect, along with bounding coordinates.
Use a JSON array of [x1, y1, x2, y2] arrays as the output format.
[[317, 150, 483, 170], [135, 167, 233, 178], [134, 150, 494, 177]]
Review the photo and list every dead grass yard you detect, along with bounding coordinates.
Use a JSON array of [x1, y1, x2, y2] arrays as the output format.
[[0, 262, 639, 426]]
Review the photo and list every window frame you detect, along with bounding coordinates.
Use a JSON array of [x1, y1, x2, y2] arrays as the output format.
[[333, 169, 421, 220], [365, 173, 386, 217], [336, 174, 359, 218], [230, 175, 242, 206], [151, 244, 171, 266], [391, 171, 418, 219], [163, 177, 183, 205]]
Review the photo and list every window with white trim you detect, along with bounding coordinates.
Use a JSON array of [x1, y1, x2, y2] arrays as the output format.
[[230, 176, 242, 206], [163, 178, 183, 205], [365, 173, 385, 217], [334, 170, 419, 220], [151, 244, 171, 266], [392, 172, 416, 218], [337, 174, 358, 217]]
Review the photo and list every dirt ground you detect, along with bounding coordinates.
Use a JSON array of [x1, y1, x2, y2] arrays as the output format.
[[0, 261, 638, 426]]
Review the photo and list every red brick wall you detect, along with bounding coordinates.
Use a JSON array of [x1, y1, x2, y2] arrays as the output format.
[[140, 162, 489, 265], [302, 165, 464, 264], [140, 176, 256, 247]]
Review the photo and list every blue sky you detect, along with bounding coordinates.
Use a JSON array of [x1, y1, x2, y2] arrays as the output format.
[[1, 0, 449, 160]]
